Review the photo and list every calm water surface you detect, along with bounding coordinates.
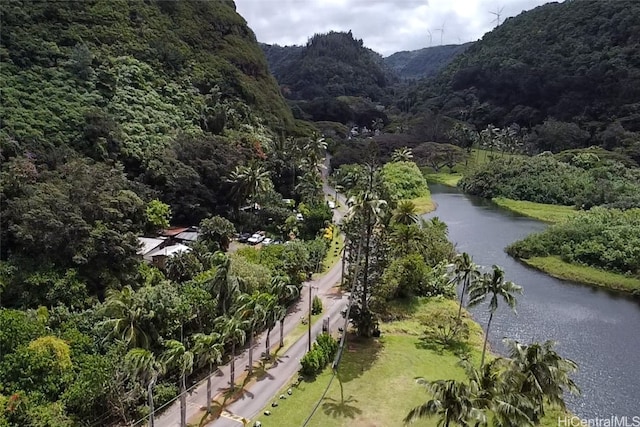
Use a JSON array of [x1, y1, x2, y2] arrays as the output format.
[[426, 184, 640, 418]]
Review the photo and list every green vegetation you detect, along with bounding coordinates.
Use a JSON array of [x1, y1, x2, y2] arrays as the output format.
[[460, 153, 640, 209], [492, 198, 577, 223], [384, 43, 473, 80], [382, 160, 430, 199], [402, 0, 640, 161], [424, 172, 463, 187], [299, 333, 338, 377], [522, 256, 640, 294], [507, 208, 640, 292], [253, 298, 570, 427]]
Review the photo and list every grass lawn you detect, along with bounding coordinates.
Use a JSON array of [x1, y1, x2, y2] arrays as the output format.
[[252, 298, 569, 427], [522, 256, 640, 293], [492, 197, 577, 224], [409, 195, 436, 214], [321, 230, 344, 273], [424, 172, 463, 187]]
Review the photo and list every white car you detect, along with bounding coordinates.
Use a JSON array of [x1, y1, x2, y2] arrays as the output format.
[[262, 237, 273, 246], [328, 201, 336, 209], [296, 213, 304, 221], [247, 233, 264, 245]]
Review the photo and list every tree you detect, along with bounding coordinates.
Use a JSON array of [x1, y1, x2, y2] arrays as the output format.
[[227, 163, 272, 210], [468, 266, 522, 368], [217, 313, 246, 389], [451, 253, 480, 322], [237, 292, 268, 376], [161, 340, 194, 427], [261, 293, 279, 357], [125, 348, 165, 427], [208, 253, 240, 316], [269, 275, 299, 348], [503, 339, 580, 423], [391, 147, 414, 162], [404, 378, 486, 426], [199, 215, 236, 251], [345, 164, 388, 337], [145, 199, 171, 234], [100, 286, 154, 349], [192, 333, 223, 415], [392, 200, 419, 225]]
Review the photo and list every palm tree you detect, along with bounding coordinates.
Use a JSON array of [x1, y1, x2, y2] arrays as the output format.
[[101, 286, 153, 349], [451, 253, 480, 322], [392, 200, 419, 225], [503, 339, 580, 423], [346, 167, 388, 337], [217, 313, 246, 389], [237, 292, 269, 376], [269, 275, 299, 348], [391, 147, 413, 162], [227, 163, 272, 210], [468, 266, 522, 368], [389, 224, 425, 257], [404, 378, 486, 426], [125, 348, 165, 427], [161, 340, 194, 427], [208, 253, 239, 316], [192, 333, 224, 415]]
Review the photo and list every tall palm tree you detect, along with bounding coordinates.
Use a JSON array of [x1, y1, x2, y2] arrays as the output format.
[[161, 340, 194, 427], [101, 286, 153, 349], [237, 292, 269, 375], [389, 224, 426, 257], [217, 313, 246, 389], [192, 332, 224, 415], [392, 200, 419, 225], [468, 266, 522, 368], [391, 147, 413, 162], [404, 378, 486, 426], [503, 339, 580, 423], [269, 275, 299, 348], [451, 253, 480, 322], [208, 253, 239, 316], [346, 168, 388, 337], [261, 294, 280, 357], [125, 348, 165, 427]]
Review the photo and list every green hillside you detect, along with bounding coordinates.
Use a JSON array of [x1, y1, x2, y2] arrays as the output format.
[[383, 43, 473, 80]]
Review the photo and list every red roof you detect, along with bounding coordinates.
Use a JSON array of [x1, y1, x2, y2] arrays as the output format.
[[161, 227, 189, 237]]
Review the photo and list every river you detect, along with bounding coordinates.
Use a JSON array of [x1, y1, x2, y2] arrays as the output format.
[[426, 184, 640, 419]]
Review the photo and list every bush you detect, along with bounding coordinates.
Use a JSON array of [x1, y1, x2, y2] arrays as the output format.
[[311, 295, 323, 315], [299, 333, 338, 377]]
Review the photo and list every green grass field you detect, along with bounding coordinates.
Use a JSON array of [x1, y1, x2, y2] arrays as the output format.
[[424, 172, 463, 187], [522, 256, 640, 293], [409, 195, 436, 214], [251, 298, 568, 427], [321, 229, 344, 273], [492, 197, 577, 223]]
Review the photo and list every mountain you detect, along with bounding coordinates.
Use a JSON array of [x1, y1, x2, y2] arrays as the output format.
[[261, 31, 396, 101], [1, 0, 296, 222], [406, 0, 640, 157], [384, 43, 473, 80]]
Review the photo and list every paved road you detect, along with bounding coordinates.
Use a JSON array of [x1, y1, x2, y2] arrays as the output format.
[[155, 175, 348, 427]]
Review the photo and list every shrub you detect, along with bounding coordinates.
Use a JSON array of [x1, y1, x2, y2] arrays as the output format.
[[311, 295, 323, 315], [299, 333, 338, 377]]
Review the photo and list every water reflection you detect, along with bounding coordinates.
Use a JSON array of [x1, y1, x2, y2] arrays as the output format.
[[426, 184, 640, 418]]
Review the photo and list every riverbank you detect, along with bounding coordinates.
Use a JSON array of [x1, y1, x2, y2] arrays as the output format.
[[492, 197, 577, 223], [424, 172, 462, 187], [251, 297, 567, 427], [409, 194, 436, 214], [521, 256, 640, 294]]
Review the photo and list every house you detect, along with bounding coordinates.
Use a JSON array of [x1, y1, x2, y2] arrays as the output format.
[[148, 243, 192, 269], [137, 237, 168, 262], [174, 226, 199, 244]]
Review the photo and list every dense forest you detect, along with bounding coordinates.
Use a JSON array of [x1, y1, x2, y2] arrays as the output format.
[[383, 43, 472, 80], [399, 0, 640, 158]]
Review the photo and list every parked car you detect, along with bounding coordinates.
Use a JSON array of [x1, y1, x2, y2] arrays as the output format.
[[296, 212, 304, 221], [262, 237, 273, 246], [247, 233, 264, 245], [238, 232, 251, 243], [328, 201, 336, 209]]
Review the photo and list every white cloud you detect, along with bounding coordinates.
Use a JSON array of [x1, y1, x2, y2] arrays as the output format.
[[235, 0, 559, 56]]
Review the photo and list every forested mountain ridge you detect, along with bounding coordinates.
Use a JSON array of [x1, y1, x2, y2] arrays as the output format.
[[261, 31, 396, 101], [404, 0, 640, 157], [383, 43, 473, 80]]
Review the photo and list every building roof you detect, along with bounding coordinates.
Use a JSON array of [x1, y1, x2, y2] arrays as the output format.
[[161, 227, 189, 237], [137, 237, 167, 256], [148, 243, 192, 258], [175, 231, 199, 242]]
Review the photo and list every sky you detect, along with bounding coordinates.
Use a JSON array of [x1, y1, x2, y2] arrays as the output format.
[[234, 0, 559, 56]]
